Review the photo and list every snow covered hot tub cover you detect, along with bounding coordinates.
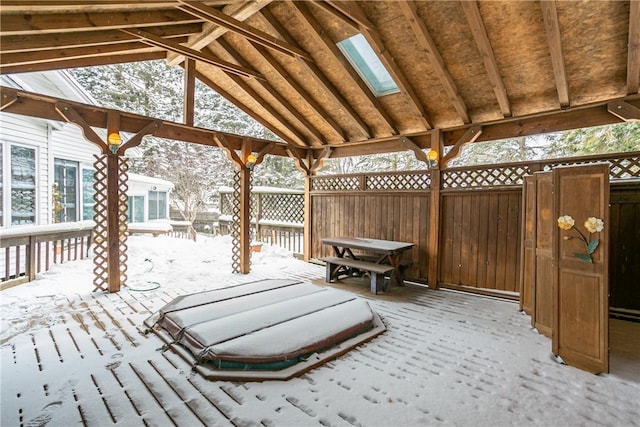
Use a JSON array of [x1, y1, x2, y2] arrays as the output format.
[[143, 279, 386, 381]]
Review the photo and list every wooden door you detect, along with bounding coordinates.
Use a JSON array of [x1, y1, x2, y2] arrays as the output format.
[[519, 175, 536, 315], [553, 164, 609, 374], [534, 172, 554, 337]]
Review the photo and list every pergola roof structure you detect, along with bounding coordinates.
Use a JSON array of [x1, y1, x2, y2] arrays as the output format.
[[2, 0, 639, 161]]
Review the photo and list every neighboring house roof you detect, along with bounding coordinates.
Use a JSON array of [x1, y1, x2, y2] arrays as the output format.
[[2, 70, 97, 105], [128, 172, 174, 189]]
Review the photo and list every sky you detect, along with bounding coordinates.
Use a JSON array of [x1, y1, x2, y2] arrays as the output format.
[[1, 234, 638, 426]]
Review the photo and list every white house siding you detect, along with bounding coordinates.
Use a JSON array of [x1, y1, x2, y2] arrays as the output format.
[[0, 112, 49, 225]]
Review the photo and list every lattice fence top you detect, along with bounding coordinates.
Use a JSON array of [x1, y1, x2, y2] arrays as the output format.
[[442, 164, 531, 189], [543, 154, 640, 180], [312, 171, 431, 192]]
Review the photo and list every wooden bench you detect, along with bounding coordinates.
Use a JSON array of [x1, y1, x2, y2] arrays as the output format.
[[320, 256, 394, 294]]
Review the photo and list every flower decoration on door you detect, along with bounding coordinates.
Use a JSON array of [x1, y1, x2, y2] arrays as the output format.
[[557, 215, 604, 263]]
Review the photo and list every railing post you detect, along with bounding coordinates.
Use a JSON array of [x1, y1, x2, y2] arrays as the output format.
[[27, 235, 37, 281]]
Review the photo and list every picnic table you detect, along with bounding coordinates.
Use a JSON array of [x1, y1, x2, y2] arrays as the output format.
[[320, 236, 414, 294]]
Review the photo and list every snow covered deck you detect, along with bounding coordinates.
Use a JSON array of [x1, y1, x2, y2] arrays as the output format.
[[1, 235, 638, 426]]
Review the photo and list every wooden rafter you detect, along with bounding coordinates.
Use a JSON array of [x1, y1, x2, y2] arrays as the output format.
[[627, 0, 640, 94], [288, 1, 397, 136], [248, 41, 346, 141], [177, 0, 312, 62], [0, 51, 167, 74], [540, 0, 570, 108], [216, 38, 324, 145], [0, 24, 202, 54], [202, 56, 309, 146], [166, 0, 272, 66], [0, 42, 166, 74], [120, 28, 262, 79], [461, 1, 512, 117], [258, 9, 372, 139], [322, 1, 434, 130], [0, 1, 236, 13], [397, 1, 470, 124], [0, 9, 199, 35], [194, 70, 300, 147]]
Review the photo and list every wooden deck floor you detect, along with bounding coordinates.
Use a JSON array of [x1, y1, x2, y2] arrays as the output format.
[[1, 263, 638, 426]]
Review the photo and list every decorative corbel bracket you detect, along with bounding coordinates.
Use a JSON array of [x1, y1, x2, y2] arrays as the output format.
[[287, 147, 332, 176], [56, 102, 106, 152], [1, 89, 18, 112], [441, 125, 482, 167], [401, 136, 429, 165], [117, 119, 162, 155]]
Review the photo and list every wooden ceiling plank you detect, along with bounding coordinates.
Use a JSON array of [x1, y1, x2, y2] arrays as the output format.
[[250, 42, 346, 141], [0, 9, 200, 36], [216, 38, 325, 145], [195, 69, 301, 146], [627, 0, 640, 94], [288, 1, 397, 136], [1, 43, 164, 72], [398, 0, 470, 124], [324, 1, 434, 130], [258, 9, 372, 139], [120, 28, 262, 79], [540, 0, 570, 108], [0, 52, 168, 74], [166, 0, 273, 66], [461, 1, 512, 118], [177, 0, 312, 62], [0, 24, 202, 54]]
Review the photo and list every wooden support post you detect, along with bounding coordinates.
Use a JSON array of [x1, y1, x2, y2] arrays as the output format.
[[427, 129, 443, 289], [184, 58, 196, 127], [239, 165, 251, 273]]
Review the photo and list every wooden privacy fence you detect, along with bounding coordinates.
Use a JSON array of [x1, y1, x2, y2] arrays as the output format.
[[0, 221, 94, 290], [309, 151, 640, 304], [219, 188, 304, 255]]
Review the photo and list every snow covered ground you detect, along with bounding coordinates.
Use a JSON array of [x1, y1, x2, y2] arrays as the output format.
[[1, 234, 638, 426]]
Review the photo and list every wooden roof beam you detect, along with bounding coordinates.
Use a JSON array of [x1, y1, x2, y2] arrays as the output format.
[[258, 9, 372, 139], [0, 51, 167, 74], [0, 24, 202, 54], [166, 0, 272, 66], [248, 41, 346, 141], [0, 43, 165, 74], [0, 85, 289, 155], [461, 1, 512, 118], [398, 1, 470, 124], [0, 9, 200, 35], [177, 0, 312, 62], [287, 1, 398, 137], [322, 1, 433, 130], [194, 69, 300, 147], [0, 1, 236, 13], [540, 0, 570, 108], [120, 28, 262, 79], [216, 38, 324, 145], [627, 0, 640, 94]]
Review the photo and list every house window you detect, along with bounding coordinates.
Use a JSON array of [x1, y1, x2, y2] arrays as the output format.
[[82, 168, 95, 220], [148, 190, 167, 220], [10, 145, 37, 225], [127, 196, 144, 223], [54, 159, 78, 223], [337, 33, 399, 97]]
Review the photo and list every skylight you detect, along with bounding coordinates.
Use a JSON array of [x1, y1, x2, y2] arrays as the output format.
[[337, 34, 400, 97]]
